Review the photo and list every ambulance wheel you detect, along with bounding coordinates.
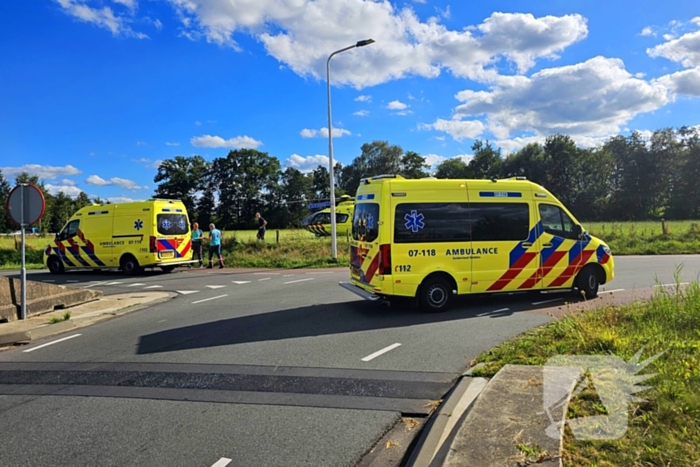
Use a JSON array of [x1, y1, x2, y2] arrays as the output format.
[[419, 275, 453, 313], [575, 266, 599, 299], [47, 256, 64, 274], [160, 266, 175, 273], [120, 255, 142, 275]]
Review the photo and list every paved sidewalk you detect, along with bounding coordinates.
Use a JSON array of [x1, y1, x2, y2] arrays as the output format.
[[0, 291, 173, 349]]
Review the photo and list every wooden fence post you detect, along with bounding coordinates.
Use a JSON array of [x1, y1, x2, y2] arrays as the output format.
[[661, 218, 668, 235], [276, 229, 280, 244]]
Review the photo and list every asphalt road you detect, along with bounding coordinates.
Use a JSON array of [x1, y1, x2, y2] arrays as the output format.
[[0, 255, 698, 466]]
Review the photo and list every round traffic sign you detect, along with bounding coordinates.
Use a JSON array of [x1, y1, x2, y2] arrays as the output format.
[[7, 184, 46, 226]]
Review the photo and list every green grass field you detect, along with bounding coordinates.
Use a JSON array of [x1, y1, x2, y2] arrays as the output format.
[[469, 278, 700, 466], [1, 219, 699, 270]]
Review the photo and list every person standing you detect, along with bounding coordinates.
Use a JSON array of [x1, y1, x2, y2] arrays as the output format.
[[255, 212, 267, 241], [190, 222, 204, 268], [207, 223, 224, 269]]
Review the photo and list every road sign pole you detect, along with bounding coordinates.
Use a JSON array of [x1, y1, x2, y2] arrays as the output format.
[[20, 184, 27, 320]]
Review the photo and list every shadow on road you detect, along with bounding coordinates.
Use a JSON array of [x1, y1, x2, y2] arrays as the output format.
[[136, 291, 579, 355]]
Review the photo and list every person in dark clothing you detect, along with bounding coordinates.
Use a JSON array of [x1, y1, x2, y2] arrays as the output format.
[[255, 212, 267, 240]]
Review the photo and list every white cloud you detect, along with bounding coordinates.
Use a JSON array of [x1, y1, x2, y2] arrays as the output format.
[[647, 28, 700, 68], [449, 56, 669, 142], [420, 118, 486, 141], [165, 2, 588, 88], [55, 0, 147, 38], [86, 175, 144, 190], [0, 164, 82, 180], [136, 141, 147, 146], [355, 95, 372, 102], [353, 110, 369, 117], [285, 154, 330, 173], [494, 135, 545, 153], [300, 127, 351, 138], [386, 100, 408, 110], [194, 121, 202, 126], [656, 68, 700, 96], [395, 110, 413, 116], [60, 179, 78, 186], [640, 26, 655, 37], [423, 154, 446, 167], [165, 141, 180, 146], [45, 184, 83, 197], [190, 134, 263, 149], [112, 0, 137, 10]]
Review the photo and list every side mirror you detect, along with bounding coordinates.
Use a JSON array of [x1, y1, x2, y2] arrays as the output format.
[[573, 224, 583, 238]]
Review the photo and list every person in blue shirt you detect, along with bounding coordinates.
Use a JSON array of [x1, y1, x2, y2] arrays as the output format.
[[207, 223, 224, 269], [189, 222, 203, 268]]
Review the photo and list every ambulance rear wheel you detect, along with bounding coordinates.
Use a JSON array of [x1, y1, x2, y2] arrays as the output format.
[[575, 266, 599, 299], [419, 276, 453, 313], [47, 256, 64, 274], [120, 255, 142, 275]]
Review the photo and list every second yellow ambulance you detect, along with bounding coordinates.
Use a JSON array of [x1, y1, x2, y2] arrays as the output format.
[[343, 175, 614, 312]]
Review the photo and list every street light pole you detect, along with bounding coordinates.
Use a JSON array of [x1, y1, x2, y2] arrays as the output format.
[[326, 38, 375, 260]]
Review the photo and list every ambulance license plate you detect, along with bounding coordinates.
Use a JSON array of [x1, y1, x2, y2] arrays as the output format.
[[160, 251, 174, 259]]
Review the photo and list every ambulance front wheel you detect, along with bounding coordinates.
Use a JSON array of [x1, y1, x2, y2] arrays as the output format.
[[47, 256, 64, 274], [419, 275, 454, 313], [120, 255, 142, 275], [575, 266, 600, 299]]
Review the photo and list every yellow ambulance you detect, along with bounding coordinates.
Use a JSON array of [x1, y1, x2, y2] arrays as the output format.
[[301, 195, 355, 237], [341, 175, 614, 312], [43, 199, 195, 275]]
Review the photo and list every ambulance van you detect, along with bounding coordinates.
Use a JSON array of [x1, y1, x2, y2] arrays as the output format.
[[301, 195, 355, 237], [342, 175, 614, 312], [43, 199, 195, 275]]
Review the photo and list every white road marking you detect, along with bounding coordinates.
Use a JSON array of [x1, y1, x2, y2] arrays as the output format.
[[126, 283, 146, 287], [206, 285, 227, 289], [654, 282, 689, 287], [532, 298, 563, 306], [82, 281, 108, 288], [599, 289, 625, 294], [210, 458, 232, 467], [158, 319, 167, 323], [105, 282, 123, 286], [192, 295, 228, 304], [284, 278, 315, 284], [362, 343, 402, 362], [477, 308, 510, 317], [231, 281, 251, 284], [258, 278, 271, 281], [283, 274, 295, 277], [144, 285, 163, 289], [23, 334, 81, 353], [177, 290, 199, 295]]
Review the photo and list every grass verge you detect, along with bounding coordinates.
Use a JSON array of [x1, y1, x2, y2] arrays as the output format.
[[469, 276, 700, 466]]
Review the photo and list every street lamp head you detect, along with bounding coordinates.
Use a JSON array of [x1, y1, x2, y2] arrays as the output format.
[[356, 39, 375, 47]]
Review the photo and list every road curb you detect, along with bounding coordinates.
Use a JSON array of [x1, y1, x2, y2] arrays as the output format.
[[403, 376, 488, 467]]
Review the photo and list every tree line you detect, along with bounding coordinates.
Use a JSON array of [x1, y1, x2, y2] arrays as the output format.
[[1, 125, 698, 233]]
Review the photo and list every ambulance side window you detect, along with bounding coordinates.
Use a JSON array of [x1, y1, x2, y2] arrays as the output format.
[[469, 203, 530, 241], [337, 214, 349, 223], [539, 204, 577, 239], [59, 220, 80, 240]]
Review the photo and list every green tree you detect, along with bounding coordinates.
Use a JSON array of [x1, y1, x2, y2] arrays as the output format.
[[50, 192, 74, 232], [312, 165, 331, 200], [195, 178, 217, 228], [469, 140, 502, 179], [399, 151, 429, 179], [434, 158, 471, 179], [0, 170, 12, 233], [339, 141, 403, 194], [74, 192, 92, 210], [153, 155, 210, 217], [280, 167, 314, 227]]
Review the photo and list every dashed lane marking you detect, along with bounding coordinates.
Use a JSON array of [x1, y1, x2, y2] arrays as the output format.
[[283, 278, 315, 284], [192, 294, 228, 304], [599, 289, 625, 294], [476, 308, 510, 317], [206, 285, 227, 289], [104, 282, 123, 286], [232, 281, 251, 284], [144, 285, 163, 289], [531, 298, 563, 306], [176, 290, 199, 295], [126, 283, 146, 287], [258, 278, 271, 281], [361, 343, 402, 362], [210, 458, 232, 467], [23, 334, 82, 353]]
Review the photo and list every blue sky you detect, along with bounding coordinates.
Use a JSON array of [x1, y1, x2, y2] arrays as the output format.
[[1, 0, 699, 202]]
